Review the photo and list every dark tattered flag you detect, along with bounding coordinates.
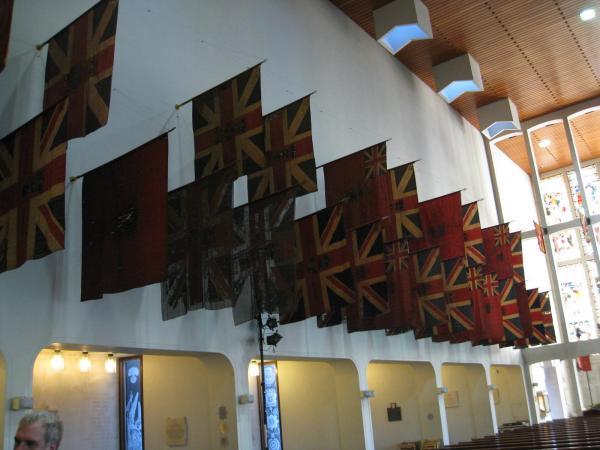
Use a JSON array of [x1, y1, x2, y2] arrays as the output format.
[[161, 167, 236, 320], [81, 133, 168, 301], [0, 0, 14, 73], [44, 0, 119, 139], [193, 65, 265, 179], [462, 202, 486, 267], [0, 100, 68, 273], [498, 278, 524, 344], [384, 162, 422, 242], [482, 224, 513, 279], [247, 96, 317, 202], [231, 188, 297, 324], [324, 142, 390, 230], [443, 257, 474, 343]]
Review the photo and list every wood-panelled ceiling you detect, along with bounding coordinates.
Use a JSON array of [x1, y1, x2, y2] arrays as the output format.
[[330, 0, 600, 174]]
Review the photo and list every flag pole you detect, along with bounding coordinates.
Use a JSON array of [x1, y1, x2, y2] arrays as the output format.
[[174, 59, 267, 110], [68, 126, 176, 182]]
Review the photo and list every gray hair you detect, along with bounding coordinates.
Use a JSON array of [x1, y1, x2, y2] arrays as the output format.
[[19, 410, 63, 447]]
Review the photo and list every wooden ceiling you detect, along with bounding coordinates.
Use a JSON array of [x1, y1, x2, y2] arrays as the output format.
[[330, 0, 600, 174]]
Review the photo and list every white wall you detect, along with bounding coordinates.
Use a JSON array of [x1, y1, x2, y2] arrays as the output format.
[[442, 364, 494, 444], [367, 362, 441, 450], [0, 352, 5, 447], [0, 0, 525, 448], [576, 354, 600, 408], [490, 365, 529, 426]]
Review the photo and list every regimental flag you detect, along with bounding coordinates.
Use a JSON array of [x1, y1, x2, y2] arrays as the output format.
[[509, 231, 525, 283], [0, 100, 67, 274], [498, 278, 524, 344], [443, 257, 474, 343], [291, 204, 355, 321], [482, 224, 513, 280], [231, 188, 297, 324], [247, 96, 317, 202], [534, 220, 546, 254], [529, 289, 546, 345], [323, 142, 390, 230], [577, 356, 592, 372], [81, 133, 167, 301], [193, 65, 265, 179], [470, 271, 504, 344], [43, 0, 118, 139], [346, 220, 389, 332], [412, 247, 448, 339], [513, 282, 533, 348], [0, 0, 14, 73], [384, 162, 422, 242], [409, 191, 464, 261], [161, 167, 236, 320], [462, 202, 486, 267]]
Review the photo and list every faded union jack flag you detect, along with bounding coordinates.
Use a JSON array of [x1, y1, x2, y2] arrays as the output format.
[[528, 289, 546, 345], [43, 0, 119, 139], [193, 65, 265, 179], [509, 231, 525, 283], [323, 142, 390, 230], [498, 278, 525, 344], [443, 257, 474, 343], [346, 220, 389, 332], [247, 96, 317, 202], [0, 100, 68, 273], [470, 271, 504, 344], [384, 162, 422, 242], [462, 202, 486, 267], [482, 223, 513, 280], [412, 247, 448, 339]]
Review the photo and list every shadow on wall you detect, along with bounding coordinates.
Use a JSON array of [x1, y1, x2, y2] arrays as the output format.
[[31, 348, 237, 450], [0, 351, 6, 448], [367, 361, 442, 450]]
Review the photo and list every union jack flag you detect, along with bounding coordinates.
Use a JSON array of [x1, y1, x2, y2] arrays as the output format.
[[498, 278, 524, 343], [482, 224, 513, 280], [0, 100, 67, 274], [462, 202, 486, 267], [509, 231, 525, 283], [346, 220, 389, 332], [529, 289, 546, 345], [470, 271, 504, 344], [443, 257, 474, 342], [412, 247, 447, 339], [193, 65, 265, 179], [384, 162, 422, 242], [543, 310, 556, 344], [248, 96, 317, 202], [324, 142, 390, 230], [43, 0, 118, 139], [410, 191, 464, 261], [0, 0, 13, 73]]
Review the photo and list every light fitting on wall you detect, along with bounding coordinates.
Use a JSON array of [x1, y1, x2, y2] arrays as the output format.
[[79, 351, 91, 373], [360, 390, 376, 398], [488, 384, 498, 391], [249, 360, 260, 377], [436, 386, 448, 395], [433, 53, 483, 103], [477, 97, 521, 139], [105, 353, 117, 373], [373, 0, 433, 55], [50, 349, 64, 372]]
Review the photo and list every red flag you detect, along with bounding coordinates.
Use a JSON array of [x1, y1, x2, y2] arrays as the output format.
[[324, 142, 390, 230], [513, 283, 533, 347], [384, 162, 422, 242], [247, 96, 317, 202], [577, 356, 592, 372], [0, 0, 14, 72], [534, 221, 546, 254], [529, 291, 547, 345], [346, 221, 390, 332], [0, 100, 68, 273], [470, 270, 504, 344], [409, 191, 464, 261], [43, 0, 119, 139], [498, 278, 525, 344], [543, 311, 556, 344], [482, 224, 513, 279], [193, 65, 265, 179], [509, 231, 525, 283], [412, 247, 448, 339], [81, 134, 168, 300], [443, 257, 474, 343], [462, 202, 486, 267]]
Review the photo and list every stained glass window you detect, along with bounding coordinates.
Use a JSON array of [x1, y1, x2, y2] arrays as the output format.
[[550, 229, 580, 262], [540, 175, 573, 225], [568, 165, 600, 216], [558, 264, 597, 341], [120, 356, 144, 450], [261, 362, 283, 450]]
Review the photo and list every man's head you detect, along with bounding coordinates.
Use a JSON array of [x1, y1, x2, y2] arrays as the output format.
[[14, 410, 63, 450]]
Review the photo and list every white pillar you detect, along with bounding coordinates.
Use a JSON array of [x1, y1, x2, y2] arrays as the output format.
[[433, 364, 450, 446], [355, 358, 376, 450]]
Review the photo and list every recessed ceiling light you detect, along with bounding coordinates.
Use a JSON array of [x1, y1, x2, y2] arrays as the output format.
[[580, 8, 596, 21], [539, 139, 552, 148]]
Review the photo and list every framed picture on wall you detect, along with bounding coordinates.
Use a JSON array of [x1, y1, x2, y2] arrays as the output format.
[[444, 391, 459, 408], [119, 355, 145, 450]]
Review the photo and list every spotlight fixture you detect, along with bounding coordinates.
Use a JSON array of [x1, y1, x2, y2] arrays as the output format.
[[373, 0, 433, 54], [265, 316, 278, 331], [265, 332, 283, 347], [105, 353, 117, 373], [580, 8, 596, 21], [50, 349, 64, 372], [79, 351, 91, 373], [249, 360, 260, 377], [538, 139, 551, 148]]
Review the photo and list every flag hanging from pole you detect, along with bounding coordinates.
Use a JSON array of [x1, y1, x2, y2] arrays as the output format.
[[384, 162, 422, 242], [247, 96, 317, 202], [498, 278, 525, 344], [193, 65, 265, 179], [462, 202, 486, 267], [0, 100, 68, 274], [323, 143, 390, 230], [43, 0, 119, 139], [443, 257, 474, 343], [412, 247, 448, 339], [0, 0, 14, 73], [534, 220, 546, 254], [482, 223, 513, 279], [81, 133, 168, 301]]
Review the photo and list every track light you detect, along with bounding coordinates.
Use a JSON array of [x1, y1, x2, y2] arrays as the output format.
[[249, 361, 260, 377]]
